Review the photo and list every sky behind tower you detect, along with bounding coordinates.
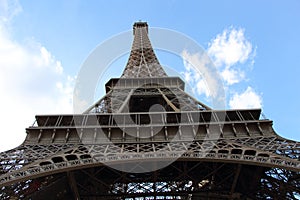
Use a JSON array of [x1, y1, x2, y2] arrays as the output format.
[[0, 0, 299, 151]]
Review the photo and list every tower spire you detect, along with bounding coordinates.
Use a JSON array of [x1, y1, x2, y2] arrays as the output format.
[[121, 22, 167, 78]]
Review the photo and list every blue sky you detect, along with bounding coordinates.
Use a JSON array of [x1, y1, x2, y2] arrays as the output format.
[[0, 0, 299, 151]]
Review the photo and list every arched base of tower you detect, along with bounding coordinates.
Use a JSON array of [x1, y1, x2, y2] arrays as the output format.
[[2, 160, 299, 199]]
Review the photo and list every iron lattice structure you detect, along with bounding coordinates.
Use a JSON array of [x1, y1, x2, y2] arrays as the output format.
[[0, 22, 299, 200]]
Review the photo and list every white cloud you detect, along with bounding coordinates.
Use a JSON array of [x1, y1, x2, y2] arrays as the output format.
[[221, 67, 245, 85], [229, 87, 262, 109], [0, 0, 74, 151], [182, 27, 255, 96], [207, 27, 254, 85], [0, 0, 22, 23], [181, 50, 219, 99], [181, 50, 226, 109], [181, 27, 261, 110], [208, 27, 253, 67], [196, 79, 210, 97]]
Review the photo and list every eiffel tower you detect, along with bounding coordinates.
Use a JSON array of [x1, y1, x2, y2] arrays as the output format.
[[0, 22, 299, 199]]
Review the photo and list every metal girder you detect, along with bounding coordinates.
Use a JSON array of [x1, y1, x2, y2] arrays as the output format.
[[230, 164, 241, 194], [1, 22, 300, 199], [0, 137, 299, 189], [67, 171, 80, 200], [2, 161, 298, 199], [121, 22, 167, 78]]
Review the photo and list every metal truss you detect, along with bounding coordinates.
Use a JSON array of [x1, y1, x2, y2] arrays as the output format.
[[1, 22, 299, 199], [85, 78, 210, 113], [1, 110, 299, 198], [1, 160, 299, 199], [0, 136, 299, 185], [122, 22, 167, 78], [0, 109, 299, 199]]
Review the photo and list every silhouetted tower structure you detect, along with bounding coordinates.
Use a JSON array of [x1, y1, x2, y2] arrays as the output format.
[[0, 22, 299, 199]]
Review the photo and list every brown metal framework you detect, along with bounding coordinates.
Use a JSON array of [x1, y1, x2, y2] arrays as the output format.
[[0, 22, 299, 199]]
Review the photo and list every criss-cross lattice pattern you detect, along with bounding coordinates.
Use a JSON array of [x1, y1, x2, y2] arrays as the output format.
[[0, 22, 299, 199], [121, 22, 167, 78]]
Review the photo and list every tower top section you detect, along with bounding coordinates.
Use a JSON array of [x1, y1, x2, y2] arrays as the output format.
[[133, 21, 148, 35], [121, 21, 167, 78]]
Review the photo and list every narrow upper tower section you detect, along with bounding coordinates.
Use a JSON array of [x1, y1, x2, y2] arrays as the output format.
[[121, 22, 167, 78]]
